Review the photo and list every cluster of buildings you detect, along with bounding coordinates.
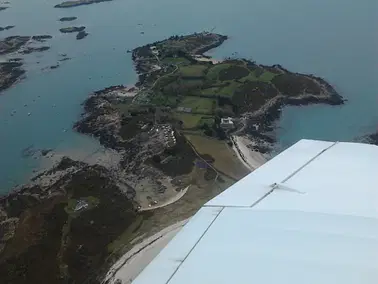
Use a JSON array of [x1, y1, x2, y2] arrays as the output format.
[[161, 124, 177, 148]]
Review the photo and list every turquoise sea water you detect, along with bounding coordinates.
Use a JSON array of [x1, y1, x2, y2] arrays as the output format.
[[0, 0, 377, 193]]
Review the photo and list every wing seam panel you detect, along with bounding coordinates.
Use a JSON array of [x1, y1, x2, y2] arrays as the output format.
[[249, 141, 338, 207], [165, 206, 225, 284]]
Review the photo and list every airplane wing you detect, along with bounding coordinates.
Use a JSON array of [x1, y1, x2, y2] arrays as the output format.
[[131, 139, 378, 284]]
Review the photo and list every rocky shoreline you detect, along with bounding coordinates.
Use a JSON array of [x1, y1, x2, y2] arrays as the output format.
[[74, 85, 126, 149], [0, 61, 25, 92]]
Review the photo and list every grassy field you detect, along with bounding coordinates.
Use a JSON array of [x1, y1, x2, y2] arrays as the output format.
[[179, 64, 208, 77], [206, 63, 232, 81], [150, 93, 178, 107], [178, 96, 216, 114], [239, 70, 277, 83], [216, 81, 240, 97], [185, 134, 250, 180], [162, 57, 190, 65], [174, 113, 204, 129], [174, 113, 214, 129]]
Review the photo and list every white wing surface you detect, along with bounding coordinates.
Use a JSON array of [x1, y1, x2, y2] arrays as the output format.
[[132, 139, 378, 284]]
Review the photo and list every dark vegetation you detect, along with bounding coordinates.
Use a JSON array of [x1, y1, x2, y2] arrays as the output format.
[[272, 73, 321, 96], [119, 112, 153, 140], [147, 133, 197, 176], [218, 65, 249, 81], [0, 160, 139, 284]]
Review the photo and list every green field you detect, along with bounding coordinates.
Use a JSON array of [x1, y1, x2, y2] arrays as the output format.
[[162, 57, 191, 65], [151, 94, 178, 107], [174, 113, 215, 129], [179, 64, 208, 77], [178, 96, 216, 114], [145, 57, 319, 123], [185, 134, 250, 180], [206, 63, 232, 81]]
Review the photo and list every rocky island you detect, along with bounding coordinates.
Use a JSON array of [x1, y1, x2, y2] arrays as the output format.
[[59, 16, 77, 22], [77, 32, 343, 152], [59, 26, 89, 40], [0, 25, 15, 32], [59, 26, 85, 33], [0, 35, 52, 92], [0, 36, 30, 55], [0, 32, 344, 283], [76, 30, 88, 40], [55, 0, 112, 8]]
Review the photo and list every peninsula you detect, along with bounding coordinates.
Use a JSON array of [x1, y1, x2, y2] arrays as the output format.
[[55, 0, 112, 8], [0, 32, 344, 283]]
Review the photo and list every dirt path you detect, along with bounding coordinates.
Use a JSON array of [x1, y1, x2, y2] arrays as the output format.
[[138, 185, 189, 212]]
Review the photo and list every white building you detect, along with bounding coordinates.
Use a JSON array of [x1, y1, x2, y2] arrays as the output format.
[[220, 117, 234, 129]]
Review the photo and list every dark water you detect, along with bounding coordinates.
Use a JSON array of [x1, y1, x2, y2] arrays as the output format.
[[0, 0, 377, 193]]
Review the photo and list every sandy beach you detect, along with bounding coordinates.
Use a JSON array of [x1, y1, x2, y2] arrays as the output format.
[[104, 219, 189, 284], [231, 135, 267, 171], [193, 54, 222, 64]]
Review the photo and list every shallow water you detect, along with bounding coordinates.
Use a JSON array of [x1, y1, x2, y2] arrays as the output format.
[[0, 0, 377, 192]]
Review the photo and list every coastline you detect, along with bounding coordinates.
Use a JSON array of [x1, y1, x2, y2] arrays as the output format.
[[231, 135, 267, 171]]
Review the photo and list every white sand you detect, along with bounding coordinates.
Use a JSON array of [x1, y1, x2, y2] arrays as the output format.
[[104, 219, 189, 284], [193, 55, 222, 64], [232, 135, 266, 171]]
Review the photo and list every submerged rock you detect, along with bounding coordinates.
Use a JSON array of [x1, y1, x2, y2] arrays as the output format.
[[76, 30, 88, 40]]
